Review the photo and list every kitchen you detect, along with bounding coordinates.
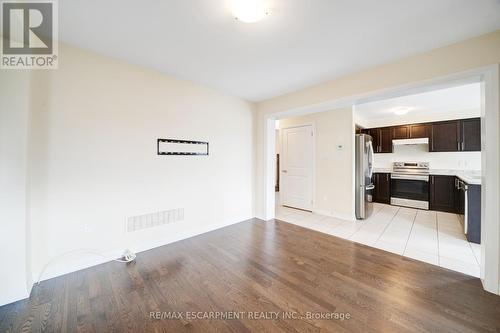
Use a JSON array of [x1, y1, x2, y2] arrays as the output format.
[[275, 82, 482, 277], [354, 82, 482, 276], [359, 121, 481, 243]]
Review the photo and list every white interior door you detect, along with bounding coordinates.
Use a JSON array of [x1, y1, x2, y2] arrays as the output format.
[[281, 125, 314, 211]]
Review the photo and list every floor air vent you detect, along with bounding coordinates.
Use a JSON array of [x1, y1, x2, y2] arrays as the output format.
[[127, 208, 184, 232]]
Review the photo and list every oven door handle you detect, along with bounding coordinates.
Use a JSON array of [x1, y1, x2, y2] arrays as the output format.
[[390, 174, 429, 181]]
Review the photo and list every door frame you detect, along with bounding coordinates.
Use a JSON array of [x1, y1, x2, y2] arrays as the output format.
[[278, 123, 316, 211], [262, 64, 499, 295]]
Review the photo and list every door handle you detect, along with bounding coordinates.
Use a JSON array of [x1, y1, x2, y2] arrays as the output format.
[[365, 184, 375, 190]]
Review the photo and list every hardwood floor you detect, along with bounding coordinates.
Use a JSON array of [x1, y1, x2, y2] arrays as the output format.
[[1, 218, 500, 332]]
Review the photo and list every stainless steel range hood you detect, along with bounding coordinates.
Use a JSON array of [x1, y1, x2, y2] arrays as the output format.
[[392, 138, 429, 146]]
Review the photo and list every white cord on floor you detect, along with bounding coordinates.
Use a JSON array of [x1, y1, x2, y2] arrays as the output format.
[[36, 248, 136, 285]]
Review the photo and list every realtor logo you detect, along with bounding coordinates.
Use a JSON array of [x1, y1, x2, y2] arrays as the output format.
[[1, 0, 58, 69]]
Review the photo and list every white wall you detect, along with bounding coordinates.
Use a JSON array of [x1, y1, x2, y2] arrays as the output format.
[[373, 145, 481, 170], [279, 108, 354, 220], [0, 71, 31, 305], [24, 44, 255, 285]]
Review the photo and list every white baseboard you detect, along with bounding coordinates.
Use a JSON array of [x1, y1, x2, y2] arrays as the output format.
[[312, 209, 330, 216], [32, 216, 253, 286], [313, 209, 354, 222], [254, 214, 270, 221], [0, 289, 30, 307]]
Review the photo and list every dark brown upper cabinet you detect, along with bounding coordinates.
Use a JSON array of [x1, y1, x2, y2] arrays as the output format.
[[461, 118, 481, 151], [392, 125, 409, 140], [392, 123, 429, 140], [366, 117, 480, 153], [429, 120, 461, 152], [429, 118, 481, 152], [379, 127, 392, 153], [370, 127, 392, 153], [409, 123, 429, 138], [368, 128, 379, 146]]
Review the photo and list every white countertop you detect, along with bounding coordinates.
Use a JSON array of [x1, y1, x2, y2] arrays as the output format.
[[430, 169, 481, 185], [373, 168, 481, 185]]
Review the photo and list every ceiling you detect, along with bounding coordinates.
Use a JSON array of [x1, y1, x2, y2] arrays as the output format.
[[59, 0, 500, 101], [354, 83, 481, 120]]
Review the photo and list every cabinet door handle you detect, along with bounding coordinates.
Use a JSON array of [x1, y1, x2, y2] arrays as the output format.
[[457, 141, 460, 150], [386, 174, 389, 181], [461, 141, 464, 151]]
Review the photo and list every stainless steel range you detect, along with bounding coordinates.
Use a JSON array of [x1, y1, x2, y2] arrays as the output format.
[[390, 162, 430, 210]]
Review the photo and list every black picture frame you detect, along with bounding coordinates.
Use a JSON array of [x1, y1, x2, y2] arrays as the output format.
[[157, 139, 209, 156]]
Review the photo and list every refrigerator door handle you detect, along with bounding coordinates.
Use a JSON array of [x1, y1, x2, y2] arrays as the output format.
[[367, 141, 374, 179]]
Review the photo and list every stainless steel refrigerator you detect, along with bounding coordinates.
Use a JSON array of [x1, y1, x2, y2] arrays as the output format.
[[355, 134, 375, 219]]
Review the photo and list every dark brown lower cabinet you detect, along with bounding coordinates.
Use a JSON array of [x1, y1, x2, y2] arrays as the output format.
[[373, 173, 391, 204], [429, 175, 456, 213]]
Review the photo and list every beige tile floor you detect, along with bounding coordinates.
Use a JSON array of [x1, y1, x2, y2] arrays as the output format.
[[275, 201, 481, 277]]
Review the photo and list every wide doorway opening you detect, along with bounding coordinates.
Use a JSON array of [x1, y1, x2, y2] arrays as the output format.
[[264, 66, 499, 294]]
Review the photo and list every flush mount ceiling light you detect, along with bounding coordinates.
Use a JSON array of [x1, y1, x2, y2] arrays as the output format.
[[392, 106, 414, 115], [231, 0, 270, 23]]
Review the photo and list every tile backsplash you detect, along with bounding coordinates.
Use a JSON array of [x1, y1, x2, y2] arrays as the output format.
[[373, 144, 481, 170]]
